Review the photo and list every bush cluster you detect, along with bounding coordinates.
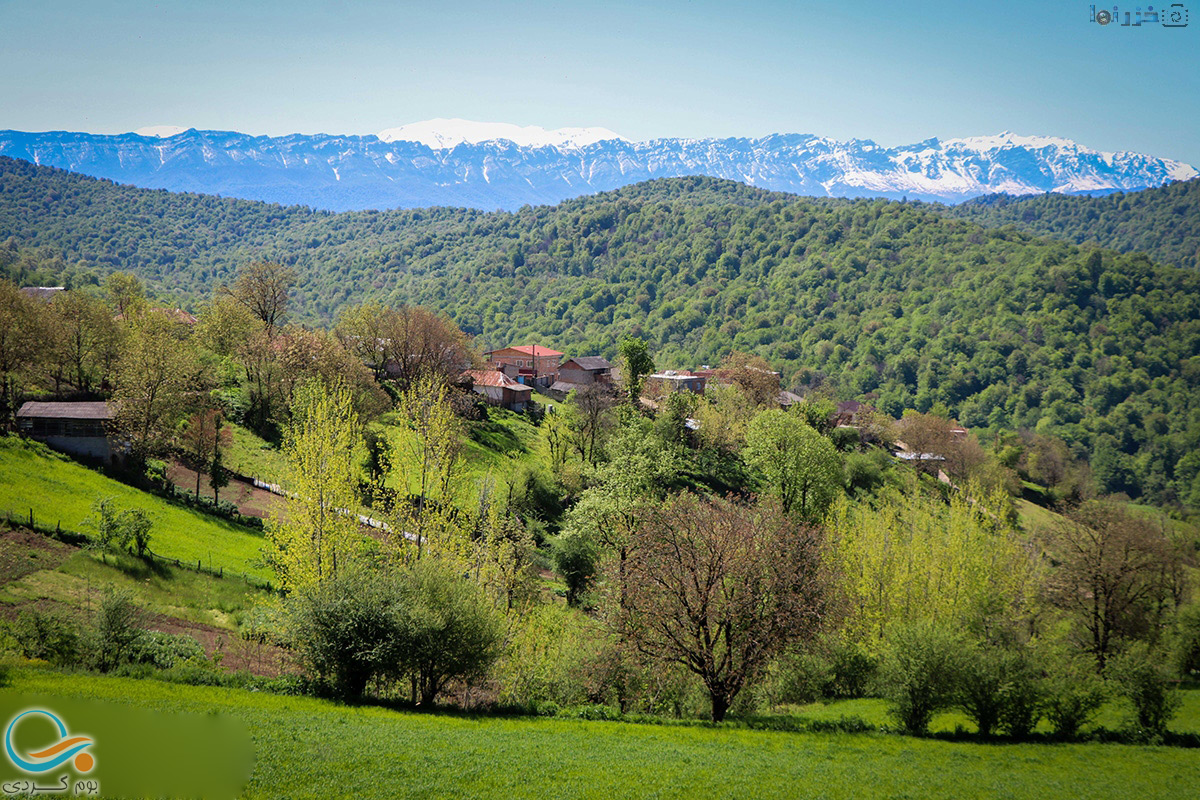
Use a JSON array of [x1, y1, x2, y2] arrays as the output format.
[[873, 623, 1182, 740]]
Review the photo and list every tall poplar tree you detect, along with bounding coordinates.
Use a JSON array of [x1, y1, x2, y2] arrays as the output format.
[[269, 379, 362, 591]]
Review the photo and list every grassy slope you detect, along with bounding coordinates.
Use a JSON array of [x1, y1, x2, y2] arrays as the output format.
[[376, 408, 547, 507], [0, 437, 269, 581], [224, 423, 288, 484], [0, 540, 263, 631], [6, 668, 1200, 800]]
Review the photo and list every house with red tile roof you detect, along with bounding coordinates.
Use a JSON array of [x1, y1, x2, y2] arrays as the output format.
[[483, 345, 563, 388]]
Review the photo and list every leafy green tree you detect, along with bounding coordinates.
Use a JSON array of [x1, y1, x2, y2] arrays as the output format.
[[551, 530, 598, 606], [617, 336, 654, 407], [827, 485, 1038, 644], [392, 375, 465, 560], [560, 419, 682, 606], [112, 311, 205, 459], [90, 590, 146, 673], [0, 280, 45, 423], [85, 498, 152, 557], [744, 409, 842, 521], [45, 289, 119, 395], [104, 271, 145, 319], [288, 568, 406, 699], [396, 558, 505, 706]]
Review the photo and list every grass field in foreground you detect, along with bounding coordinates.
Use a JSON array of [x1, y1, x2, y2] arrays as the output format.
[[0, 437, 270, 581], [7, 667, 1200, 800]]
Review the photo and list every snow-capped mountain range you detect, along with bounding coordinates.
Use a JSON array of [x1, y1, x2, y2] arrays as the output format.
[[1, 120, 1194, 211]]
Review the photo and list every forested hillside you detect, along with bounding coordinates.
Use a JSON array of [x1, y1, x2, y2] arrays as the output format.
[[948, 178, 1200, 271], [3, 157, 1200, 509]]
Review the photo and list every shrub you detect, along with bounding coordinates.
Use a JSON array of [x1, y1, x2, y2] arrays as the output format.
[[9, 610, 81, 666], [958, 644, 1009, 737], [1108, 643, 1182, 739], [826, 640, 877, 699], [550, 530, 597, 606], [288, 560, 504, 704], [761, 649, 832, 708], [287, 569, 406, 699], [396, 559, 505, 706], [1041, 652, 1106, 739], [1173, 604, 1200, 679], [806, 715, 875, 734], [830, 426, 861, 452], [997, 653, 1042, 739], [135, 631, 207, 670], [878, 621, 965, 736], [89, 590, 147, 672], [495, 603, 598, 709], [84, 499, 153, 557], [144, 460, 169, 491]]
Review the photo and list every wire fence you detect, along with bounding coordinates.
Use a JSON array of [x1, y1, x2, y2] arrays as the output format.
[[1, 505, 275, 593]]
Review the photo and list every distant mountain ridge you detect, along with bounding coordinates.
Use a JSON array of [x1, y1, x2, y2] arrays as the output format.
[[0, 122, 1194, 211]]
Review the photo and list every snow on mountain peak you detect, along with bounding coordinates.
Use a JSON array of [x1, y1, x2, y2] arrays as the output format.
[[944, 131, 1088, 153], [132, 125, 189, 138], [375, 118, 626, 149]]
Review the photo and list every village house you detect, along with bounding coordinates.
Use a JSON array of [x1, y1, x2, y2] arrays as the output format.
[[554, 356, 613, 388], [484, 345, 563, 388], [18, 286, 65, 302], [16, 401, 115, 463], [645, 370, 707, 395], [463, 370, 534, 412]]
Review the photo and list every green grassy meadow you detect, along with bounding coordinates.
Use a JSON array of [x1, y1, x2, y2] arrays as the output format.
[[5, 667, 1200, 800], [0, 437, 270, 581], [224, 423, 289, 484], [376, 407, 548, 505]]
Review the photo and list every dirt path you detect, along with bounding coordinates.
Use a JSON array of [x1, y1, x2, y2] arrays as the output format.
[[166, 460, 284, 519]]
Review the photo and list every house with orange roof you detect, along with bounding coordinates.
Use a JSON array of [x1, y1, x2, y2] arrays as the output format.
[[483, 344, 563, 388]]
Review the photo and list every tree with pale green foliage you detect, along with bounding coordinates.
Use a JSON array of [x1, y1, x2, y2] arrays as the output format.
[[392, 375, 465, 560], [826, 484, 1039, 646], [268, 379, 362, 591], [744, 409, 842, 521]]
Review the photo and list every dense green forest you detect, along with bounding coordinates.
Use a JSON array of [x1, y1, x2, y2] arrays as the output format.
[[948, 178, 1200, 271], [2, 157, 1199, 510]]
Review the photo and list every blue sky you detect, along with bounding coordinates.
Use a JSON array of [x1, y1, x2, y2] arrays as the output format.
[[1, 0, 1197, 164]]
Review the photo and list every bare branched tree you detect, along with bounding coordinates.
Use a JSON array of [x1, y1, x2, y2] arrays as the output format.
[[620, 494, 830, 721], [220, 261, 296, 335], [1045, 500, 1180, 670]]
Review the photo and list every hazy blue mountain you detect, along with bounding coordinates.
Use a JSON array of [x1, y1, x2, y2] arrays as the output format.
[[1, 123, 1193, 211]]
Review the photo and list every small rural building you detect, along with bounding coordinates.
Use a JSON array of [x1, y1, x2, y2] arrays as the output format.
[[484, 345, 563, 388], [463, 370, 534, 412], [113, 307, 199, 326], [645, 370, 707, 395], [16, 401, 114, 463], [18, 286, 65, 302], [557, 356, 613, 386]]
